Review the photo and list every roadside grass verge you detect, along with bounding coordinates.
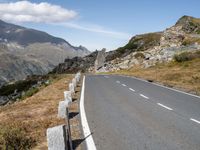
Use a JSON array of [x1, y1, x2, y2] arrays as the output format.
[[0, 74, 73, 149]]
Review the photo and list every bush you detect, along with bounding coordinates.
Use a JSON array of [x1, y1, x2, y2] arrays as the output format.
[[21, 87, 39, 100], [173, 51, 200, 62], [0, 123, 36, 150], [0, 80, 37, 96], [174, 52, 193, 62], [134, 52, 145, 59]]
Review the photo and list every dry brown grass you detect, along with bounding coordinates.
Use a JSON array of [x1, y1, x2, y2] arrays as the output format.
[[105, 58, 200, 95], [0, 74, 73, 149]]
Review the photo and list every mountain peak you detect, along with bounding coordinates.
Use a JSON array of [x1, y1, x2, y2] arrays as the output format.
[[175, 15, 200, 34], [176, 15, 195, 25]]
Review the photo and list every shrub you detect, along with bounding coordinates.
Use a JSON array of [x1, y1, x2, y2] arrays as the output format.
[[134, 52, 145, 59], [21, 87, 39, 100], [173, 51, 200, 62], [0, 80, 37, 96], [174, 52, 193, 62], [0, 123, 36, 150]]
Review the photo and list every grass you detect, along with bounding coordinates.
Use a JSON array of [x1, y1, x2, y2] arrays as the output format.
[[173, 51, 200, 62], [0, 74, 73, 149], [111, 32, 161, 60], [103, 58, 200, 95], [182, 37, 200, 46]]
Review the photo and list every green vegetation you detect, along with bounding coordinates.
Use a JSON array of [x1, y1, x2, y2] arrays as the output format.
[[134, 52, 145, 59], [0, 123, 36, 150], [21, 87, 39, 100], [113, 32, 161, 60], [0, 80, 37, 96], [182, 37, 200, 46], [117, 32, 161, 53], [174, 51, 200, 62]]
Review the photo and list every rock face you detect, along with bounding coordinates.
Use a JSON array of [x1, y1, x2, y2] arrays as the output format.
[[94, 48, 106, 72], [0, 20, 90, 86], [52, 51, 98, 74], [99, 16, 200, 72]]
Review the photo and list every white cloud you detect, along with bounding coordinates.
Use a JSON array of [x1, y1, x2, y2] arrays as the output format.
[[58, 22, 131, 39], [0, 1, 77, 23]]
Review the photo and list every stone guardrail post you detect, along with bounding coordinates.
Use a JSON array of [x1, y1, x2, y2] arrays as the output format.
[[72, 78, 76, 88], [64, 91, 72, 103], [47, 124, 68, 150], [47, 72, 81, 150], [69, 83, 75, 94]]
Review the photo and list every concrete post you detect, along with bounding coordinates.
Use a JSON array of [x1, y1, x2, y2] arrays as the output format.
[[64, 91, 72, 103], [58, 101, 69, 119], [72, 78, 76, 87], [69, 83, 74, 94], [47, 125, 68, 150]]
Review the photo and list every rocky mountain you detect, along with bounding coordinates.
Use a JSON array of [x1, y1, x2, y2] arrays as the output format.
[[52, 15, 200, 74], [52, 51, 98, 74], [102, 15, 200, 71], [0, 20, 90, 86]]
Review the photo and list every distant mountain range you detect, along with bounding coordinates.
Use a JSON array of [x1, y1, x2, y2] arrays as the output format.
[[0, 20, 90, 86]]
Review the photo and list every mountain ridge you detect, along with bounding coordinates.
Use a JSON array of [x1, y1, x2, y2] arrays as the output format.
[[0, 20, 90, 86]]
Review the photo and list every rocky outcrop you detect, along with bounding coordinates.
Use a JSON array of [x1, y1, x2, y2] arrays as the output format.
[[98, 16, 200, 72], [94, 48, 106, 72], [52, 51, 98, 74]]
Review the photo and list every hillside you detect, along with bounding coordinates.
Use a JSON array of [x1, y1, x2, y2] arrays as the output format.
[[101, 15, 200, 72], [0, 20, 90, 86], [0, 74, 73, 149], [53, 16, 200, 75]]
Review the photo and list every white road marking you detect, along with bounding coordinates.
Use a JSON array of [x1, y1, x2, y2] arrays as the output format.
[[116, 81, 120, 84], [122, 84, 127, 87], [80, 76, 97, 150], [157, 103, 173, 111], [118, 75, 200, 99], [140, 94, 149, 99], [190, 118, 200, 124], [129, 88, 135, 92], [104, 76, 109, 78]]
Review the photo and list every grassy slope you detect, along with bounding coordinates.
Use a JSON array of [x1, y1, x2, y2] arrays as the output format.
[[0, 74, 73, 149], [105, 58, 200, 95]]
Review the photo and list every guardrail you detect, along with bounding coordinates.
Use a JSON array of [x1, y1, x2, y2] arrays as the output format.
[[47, 72, 81, 150]]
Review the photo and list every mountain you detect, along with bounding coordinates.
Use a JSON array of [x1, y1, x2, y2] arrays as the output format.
[[102, 15, 200, 71], [52, 16, 200, 74], [0, 20, 90, 86]]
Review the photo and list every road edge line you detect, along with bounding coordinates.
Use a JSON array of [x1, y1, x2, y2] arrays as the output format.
[[80, 76, 97, 150]]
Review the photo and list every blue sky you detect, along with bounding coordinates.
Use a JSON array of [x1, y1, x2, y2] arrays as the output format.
[[0, 0, 200, 51]]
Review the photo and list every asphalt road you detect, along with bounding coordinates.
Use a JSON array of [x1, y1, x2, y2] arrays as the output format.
[[84, 75, 200, 150]]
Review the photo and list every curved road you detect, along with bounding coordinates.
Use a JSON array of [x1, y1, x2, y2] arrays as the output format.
[[83, 75, 200, 150]]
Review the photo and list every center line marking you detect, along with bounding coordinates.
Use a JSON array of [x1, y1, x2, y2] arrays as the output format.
[[122, 84, 127, 87], [104, 76, 109, 78], [129, 88, 135, 92], [157, 103, 173, 111], [116, 81, 120, 83], [190, 118, 200, 124], [140, 94, 149, 99]]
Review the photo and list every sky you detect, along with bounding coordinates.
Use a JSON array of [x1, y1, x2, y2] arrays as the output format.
[[0, 0, 199, 51]]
